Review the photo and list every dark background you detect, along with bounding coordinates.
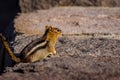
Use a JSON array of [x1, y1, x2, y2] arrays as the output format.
[[0, 0, 20, 33]]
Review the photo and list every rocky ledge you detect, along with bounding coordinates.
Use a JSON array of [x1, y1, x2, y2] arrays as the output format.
[[0, 7, 120, 80]]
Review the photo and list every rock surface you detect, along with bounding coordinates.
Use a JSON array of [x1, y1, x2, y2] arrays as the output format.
[[0, 7, 120, 80], [15, 7, 120, 35], [19, 0, 120, 12], [1, 37, 120, 80]]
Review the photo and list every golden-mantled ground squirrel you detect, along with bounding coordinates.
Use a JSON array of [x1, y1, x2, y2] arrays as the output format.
[[0, 26, 62, 63]]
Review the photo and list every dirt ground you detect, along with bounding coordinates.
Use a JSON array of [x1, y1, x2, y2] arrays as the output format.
[[0, 7, 120, 80]]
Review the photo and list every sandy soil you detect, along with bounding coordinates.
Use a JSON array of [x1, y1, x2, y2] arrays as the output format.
[[0, 7, 120, 80]]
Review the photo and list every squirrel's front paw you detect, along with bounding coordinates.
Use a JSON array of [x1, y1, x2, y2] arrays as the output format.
[[49, 50, 56, 55], [49, 47, 56, 55], [53, 50, 56, 55]]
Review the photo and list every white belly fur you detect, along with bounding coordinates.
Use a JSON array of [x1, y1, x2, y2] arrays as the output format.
[[29, 48, 52, 62]]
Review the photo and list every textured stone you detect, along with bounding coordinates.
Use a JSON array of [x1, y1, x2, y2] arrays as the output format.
[[0, 7, 120, 80], [19, 0, 120, 12], [15, 7, 120, 35], [1, 37, 120, 80]]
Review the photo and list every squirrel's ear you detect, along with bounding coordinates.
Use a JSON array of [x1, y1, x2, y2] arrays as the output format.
[[45, 25, 52, 30]]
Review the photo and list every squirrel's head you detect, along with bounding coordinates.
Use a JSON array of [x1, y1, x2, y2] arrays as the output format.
[[45, 26, 62, 38]]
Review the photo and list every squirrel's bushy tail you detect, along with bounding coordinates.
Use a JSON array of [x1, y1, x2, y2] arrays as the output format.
[[0, 34, 21, 63]]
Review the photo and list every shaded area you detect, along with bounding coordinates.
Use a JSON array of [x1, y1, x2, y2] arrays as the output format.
[[0, 0, 20, 73], [0, 0, 20, 33], [0, 22, 16, 73]]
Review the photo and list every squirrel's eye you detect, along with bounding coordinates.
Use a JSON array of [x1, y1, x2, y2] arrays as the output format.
[[57, 29, 61, 32]]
